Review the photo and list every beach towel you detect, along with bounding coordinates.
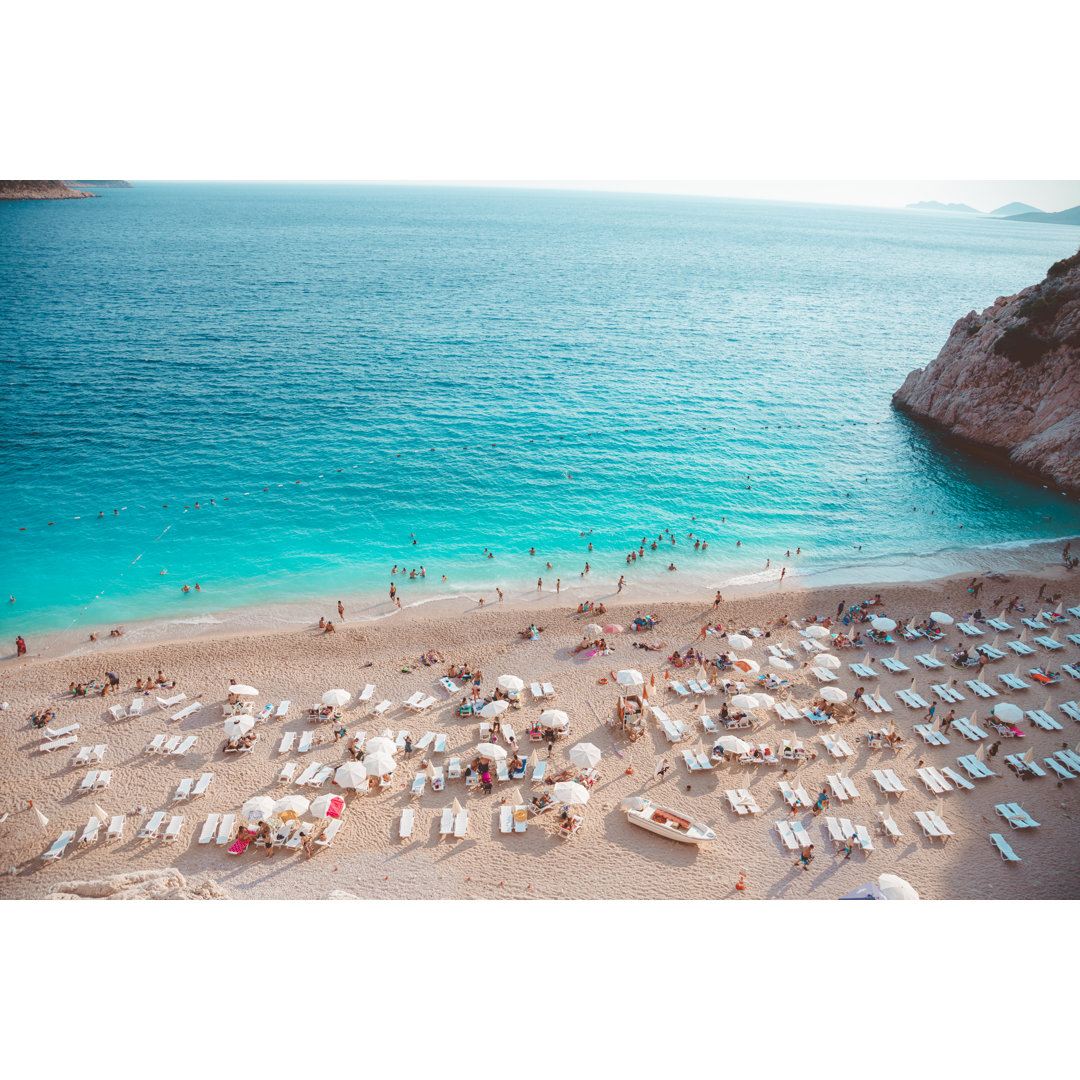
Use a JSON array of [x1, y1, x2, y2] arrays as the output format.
[[228, 835, 253, 855], [326, 796, 344, 819]]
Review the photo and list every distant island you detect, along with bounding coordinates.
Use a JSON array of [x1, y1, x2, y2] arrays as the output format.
[[906, 200, 980, 213], [65, 180, 133, 189], [989, 202, 1043, 217], [0, 180, 96, 200], [1005, 205, 1080, 227]]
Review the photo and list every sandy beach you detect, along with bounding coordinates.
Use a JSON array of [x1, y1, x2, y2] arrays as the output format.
[[2, 567, 1079, 901]]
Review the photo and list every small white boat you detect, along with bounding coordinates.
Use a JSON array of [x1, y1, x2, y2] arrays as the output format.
[[621, 797, 715, 844]]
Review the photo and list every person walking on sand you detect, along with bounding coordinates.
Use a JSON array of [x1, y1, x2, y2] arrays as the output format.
[[796, 844, 814, 871], [656, 757, 670, 780], [836, 600, 845, 618], [925, 702, 937, 722], [714, 592, 722, 608], [496, 588, 503, 602], [338, 600, 344, 620], [537, 578, 542, 592]]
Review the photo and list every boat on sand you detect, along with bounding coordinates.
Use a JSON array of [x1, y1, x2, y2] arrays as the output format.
[[620, 797, 715, 844]]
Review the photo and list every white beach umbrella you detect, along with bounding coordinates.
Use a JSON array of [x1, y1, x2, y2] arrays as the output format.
[[363, 751, 396, 776], [224, 716, 255, 740], [34, 806, 49, 829], [229, 684, 259, 697], [615, 669, 645, 688], [584, 623, 604, 635], [804, 625, 830, 639], [752, 693, 775, 708], [768, 657, 793, 671], [552, 781, 590, 805], [871, 617, 896, 631], [604, 624, 624, 634], [569, 742, 602, 768], [992, 703, 1023, 724], [877, 873, 920, 900], [929, 612, 953, 625], [496, 675, 525, 692], [473, 743, 507, 761], [735, 658, 760, 673], [539, 709, 570, 728], [241, 796, 275, 823], [273, 795, 310, 817], [815, 654, 841, 670], [364, 737, 397, 757], [728, 633, 753, 651], [730, 694, 759, 710], [716, 735, 752, 754], [334, 762, 368, 789], [480, 700, 509, 719], [322, 689, 351, 707], [821, 686, 848, 703], [310, 794, 345, 818]]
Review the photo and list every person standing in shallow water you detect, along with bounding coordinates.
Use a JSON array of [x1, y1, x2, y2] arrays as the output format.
[[338, 600, 344, 620]]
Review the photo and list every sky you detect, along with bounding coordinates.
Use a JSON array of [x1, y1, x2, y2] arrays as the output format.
[[4, 0, 1079, 212]]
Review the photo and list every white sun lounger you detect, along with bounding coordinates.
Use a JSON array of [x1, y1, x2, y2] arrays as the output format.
[[997, 803, 1041, 828], [273, 700, 291, 719], [78, 771, 99, 795], [402, 691, 425, 710], [399, 808, 414, 838], [776, 820, 799, 851], [308, 766, 332, 787], [849, 663, 876, 678], [173, 778, 193, 801], [1061, 701, 1080, 721], [447, 756, 461, 779], [499, 806, 514, 834], [932, 684, 965, 702], [976, 644, 1005, 660], [297, 731, 314, 753], [173, 735, 198, 756], [199, 813, 221, 844], [410, 774, 427, 797], [294, 762, 321, 786], [315, 819, 342, 848], [957, 622, 984, 636], [1034, 636, 1064, 650], [213, 813, 235, 845], [105, 815, 124, 842], [1069, 634, 1080, 647], [439, 677, 461, 695], [1024, 709, 1059, 731], [811, 667, 838, 682], [914, 724, 950, 745], [531, 759, 547, 782], [965, 680, 997, 698], [775, 701, 801, 722], [914, 655, 945, 669], [941, 765, 974, 790], [1004, 754, 1045, 777], [956, 754, 996, 779], [914, 810, 949, 842], [854, 825, 874, 853], [1058, 748, 1080, 771], [1044, 757, 1075, 779], [730, 789, 760, 814], [93, 770, 111, 791], [989, 833, 1021, 861], [73, 746, 94, 767], [897, 689, 930, 708], [701, 713, 719, 734], [374, 700, 393, 716], [108, 704, 129, 721], [41, 831, 77, 860], [1007, 640, 1036, 655], [191, 772, 213, 798], [415, 731, 435, 751], [998, 673, 1030, 690], [879, 657, 909, 673], [41, 734, 78, 753], [170, 701, 202, 723], [430, 766, 444, 791], [139, 811, 168, 841], [278, 731, 296, 754], [1021, 617, 1048, 630], [439, 808, 454, 835], [878, 814, 901, 840], [453, 810, 468, 837], [160, 735, 180, 755], [824, 816, 848, 848], [78, 817, 100, 845], [917, 767, 952, 794], [277, 761, 298, 783], [987, 618, 1013, 631], [395, 729, 410, 749], [161, 816, 183, 842], [157, 693, 186, 710]]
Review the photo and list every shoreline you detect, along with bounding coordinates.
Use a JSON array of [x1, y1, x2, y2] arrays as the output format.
[[2, 562, 1078, 900], [7, 533, 1077, 663]]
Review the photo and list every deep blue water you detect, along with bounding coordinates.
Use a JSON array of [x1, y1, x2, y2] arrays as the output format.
[[2, 183, 1079, 649]]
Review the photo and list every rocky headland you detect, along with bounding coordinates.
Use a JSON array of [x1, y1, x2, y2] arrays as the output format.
[[0, 180, 96, 200], [893, 249, 1080, 494], [65, 180, 133, 189]]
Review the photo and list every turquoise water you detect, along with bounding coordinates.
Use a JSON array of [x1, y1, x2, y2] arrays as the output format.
[[2, 183, 1079, 651]]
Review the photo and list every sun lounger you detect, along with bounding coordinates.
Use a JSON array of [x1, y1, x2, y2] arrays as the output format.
[[956, 622, 984, 636], [108, 704, 129, 721], [775, 701, 801, 722], [932, 684, 966, 702], [940, 765, 974, 790], [531, 759, 547, 782], [41, 831, 77, 861], [872, 770, 903, 795], [401, 691, 424, 710], [897, 689, 930, 708], [173, 777, 193, 801], [198, 813, 221, 844], [669, 681, 690, 697], [1007, 640, 1036, 655], [73, 745, 93, 767], [297, 731, 314, 753], [1034, 636, 1064, 650], [956, 754, 996, 779], [824, 816, 848, 848], [1062, 701, 1080, 721], [1021, 617, 1048, 630], [917, 767, 952, 794], [530, 682, 544, 701], [99, 815, 122, 843], [849, 663, 876, 678], [914, 724, 948, 745], [854, 825, 874, 853], [987, 617, 1013, 631], [161, 815, 184, 842], [495, 759, 510, 782], [78, 817, 100, 845], [878, 813, 901, 840], [429, 766, 444, 791], [872, 693, 893, 713], [914, 654, 945, 669], [91, 770, 111, 791], [811, 667, 838, 682], [439, 808, 454, 835], [139, 811, 168, 841], [700, 713, 719, 734], [171, 701, 202, 723], [294, 762, 321, 786], [398, 808, 414, 839], [996, 803, 1040, 829], [160, 735, 180, 755], [454, 809, 469, 837], [1069, 634, 1080, 647], [733, 789, 761, 814], [975, 644, 1005, 660], [998, 673, 1030, 691], [275, 761, 299, 784], [270, 700, 290, 720], [1058, 748, 1080, 771], [788, 823, 811, 851], [1045, 756, 1075, 779], [439, 677, 460, 696], [374, 699, 392, 715], [914, 810, 950, 842], [447, 756, 462, 779], [965, 680, 997, 698], [278, 732, 296, 754], [776, 820, 799, 851], [395, 729, 410, 750], [314, 819, 342, 848], [77, 771, 99, 795], [215, 814, 236, 845], [682, 749, 704, 772], [989, 833, 1021, 861], [1024, 709, 1060, 731], [123, 697, 143, 719], [415, 731, 435, 751], [41, 734, 78, 753], [309, 766, 333, 787], [411, 774, 427, 797], [1004, 754, 1045, 777], [540, 682, 555, 699], [879, 657, 909, 673], [414, 696, 438, 712], [173, 735, 197, 756], [499, 806, 513, 834]]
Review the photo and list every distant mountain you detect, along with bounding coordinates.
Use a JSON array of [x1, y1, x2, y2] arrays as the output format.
[[988, 202, 1042, 217], [0, 180, 96, 200], [65, 180, 133, 188], [1005, 205, 1080, 226], [906, 200, 980, 213]]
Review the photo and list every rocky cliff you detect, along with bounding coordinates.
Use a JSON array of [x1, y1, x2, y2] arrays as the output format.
[[893, 249, 1080, 494], [0, 180, 96, 200]]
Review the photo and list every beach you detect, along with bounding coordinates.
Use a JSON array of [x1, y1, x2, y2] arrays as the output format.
[[2, 566, 1078, 901]]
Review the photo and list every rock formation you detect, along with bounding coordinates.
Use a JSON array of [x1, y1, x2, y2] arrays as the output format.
[[893, 248, 1080, 494], [47, 867, 230, 899], [65, 180, 133, 188], [0, 180, 96, 200]]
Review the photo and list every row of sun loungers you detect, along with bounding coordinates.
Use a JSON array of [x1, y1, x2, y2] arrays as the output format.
[[76, 770, 111, 794], [896, 689, 930, 708], [72, 744, 107, 766], [826, 773, 860, 801], [144, 734, 199, 756], [965, 679, 998, 698], [871, 769, 907, 795]]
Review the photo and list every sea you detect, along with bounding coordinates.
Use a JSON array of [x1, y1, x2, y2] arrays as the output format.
[[2, 183, 1079, 656]]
